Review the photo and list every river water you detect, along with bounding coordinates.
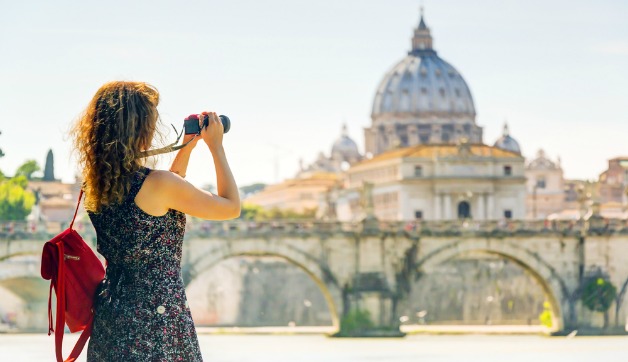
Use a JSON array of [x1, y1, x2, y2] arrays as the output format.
[[1, 333, 627, 361]]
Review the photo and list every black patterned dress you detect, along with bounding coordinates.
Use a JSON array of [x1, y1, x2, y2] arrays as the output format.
[[86, 167, 203, 361]]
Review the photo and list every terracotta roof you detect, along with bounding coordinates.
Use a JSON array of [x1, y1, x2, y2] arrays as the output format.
[[27, 181, 75, 196], [40, 196, 75, 208], [353, 144, 521, 168], [263, 172, 339, 192]]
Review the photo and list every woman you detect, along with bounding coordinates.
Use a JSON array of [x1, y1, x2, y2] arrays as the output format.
[[72, 81, 240, 361]]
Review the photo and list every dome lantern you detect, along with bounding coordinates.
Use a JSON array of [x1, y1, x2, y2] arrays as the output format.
[[411, 7, 434, 54]]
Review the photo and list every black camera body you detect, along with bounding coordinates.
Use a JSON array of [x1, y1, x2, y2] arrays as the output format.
[[184, 114, 231, 134]]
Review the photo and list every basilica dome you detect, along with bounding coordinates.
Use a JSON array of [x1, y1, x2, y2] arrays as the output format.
[[494, 123, 521, 155], [331, 124, 361, 163], [364, 10, 483, 156], [371, 13, 476, 118]]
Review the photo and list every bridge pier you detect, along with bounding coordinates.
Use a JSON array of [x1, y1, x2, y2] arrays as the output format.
[[332, 285, 405, 337], [332, 227, 407, 337]]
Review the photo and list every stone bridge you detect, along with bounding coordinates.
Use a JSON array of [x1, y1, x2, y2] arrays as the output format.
[[2, 218, 628, 335]]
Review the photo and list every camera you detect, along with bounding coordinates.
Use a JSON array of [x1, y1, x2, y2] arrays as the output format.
[[184, 114, 231, 135]]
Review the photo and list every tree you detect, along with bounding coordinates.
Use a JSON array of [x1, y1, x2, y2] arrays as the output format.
[[0, 176, 36, 221], [239, 204, 317, 221], [43, 149, 55, 181], [0, 130, 5, 159], [240, 203, 264, 221], [15, 160, 41, 180], [581, 277, 617, 329], [240, 183, 266, 196]]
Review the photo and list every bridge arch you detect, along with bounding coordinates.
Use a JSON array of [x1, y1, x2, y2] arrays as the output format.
[[0, 238, 45, 262], [185, 238, 342, 331], [415, 238, 573, 332]]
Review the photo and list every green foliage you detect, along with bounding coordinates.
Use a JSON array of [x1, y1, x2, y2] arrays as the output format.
[[339, 309, 375, 335], [240, 204, 316, 221], [0, 130, 4, 158], [539, 301, 553, 328], [581, 277, 617, 313], [0, 175, 36, 221], [15, 160, 41, 180], [240, 183, 266, 195], [240, 203, 264, 221]]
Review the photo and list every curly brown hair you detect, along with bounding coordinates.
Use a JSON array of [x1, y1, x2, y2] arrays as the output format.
[[72, 81, 160, 212]]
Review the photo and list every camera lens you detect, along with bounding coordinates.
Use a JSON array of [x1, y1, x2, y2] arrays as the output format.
[[219, 115, 231, 134]]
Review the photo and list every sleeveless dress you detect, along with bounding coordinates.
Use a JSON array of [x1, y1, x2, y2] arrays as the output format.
[[86, 167, 203, 361]]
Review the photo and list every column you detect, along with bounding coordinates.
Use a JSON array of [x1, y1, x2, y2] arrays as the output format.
[[407, 124, 419, 146], [487, 194, 495, 220], [444, 194, 452, 220], [433, 194, 442, 220], [477, 194, 486, 221]]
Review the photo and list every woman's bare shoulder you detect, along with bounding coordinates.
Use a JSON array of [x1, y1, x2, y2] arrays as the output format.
[[143, 169, 186, 191]]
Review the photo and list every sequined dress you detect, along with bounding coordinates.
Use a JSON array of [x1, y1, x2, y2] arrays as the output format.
[[86, 167, 202, 361]]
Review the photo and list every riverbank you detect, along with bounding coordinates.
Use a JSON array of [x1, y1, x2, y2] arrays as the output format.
[[195, 325, 549, 336]]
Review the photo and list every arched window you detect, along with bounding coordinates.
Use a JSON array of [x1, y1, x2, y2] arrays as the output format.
[[458, 201, 471, 219]]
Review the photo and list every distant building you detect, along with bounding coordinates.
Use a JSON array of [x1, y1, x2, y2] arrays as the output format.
[[27, 179, 81, 223], [598, 157, 628, 204], [244, 124, 360, 215], [247, 8, 623, 223], [297, 124, 363, 176], [525, 149, 565, 220], [243, 172, 339, 214], [334, 11, 526, 222], [336, 142, 526, 221], [248, 9, 531, 222]]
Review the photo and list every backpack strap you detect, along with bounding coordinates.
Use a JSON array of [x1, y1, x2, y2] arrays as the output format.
[[69, 190, 83, 230], [63, 314, 94, 362], [54, 240, 66, 362], [50, 235, 95, 362]]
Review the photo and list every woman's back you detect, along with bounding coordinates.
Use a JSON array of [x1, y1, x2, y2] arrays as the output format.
[[86, 166, 203, 361]]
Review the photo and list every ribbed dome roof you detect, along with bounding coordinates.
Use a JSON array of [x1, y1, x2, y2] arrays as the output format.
[[331, 124, 361, 162], [371, 12, 476, 118], [494, 123, 521, 154]]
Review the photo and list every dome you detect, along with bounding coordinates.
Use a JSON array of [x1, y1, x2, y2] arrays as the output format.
[[494, 123, 521, 154], [331, 124, 361, 163], [364, 9, 483, 155], [371, 12, 475, 118]]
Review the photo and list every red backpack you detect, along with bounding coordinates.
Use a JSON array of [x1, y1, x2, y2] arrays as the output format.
[[41, 190, 106, 362]]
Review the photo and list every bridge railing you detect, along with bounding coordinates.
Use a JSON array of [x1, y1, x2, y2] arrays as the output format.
[[2, 217, 628, 241], [0, 220, 97, 241], [183, 218, 628, 238]]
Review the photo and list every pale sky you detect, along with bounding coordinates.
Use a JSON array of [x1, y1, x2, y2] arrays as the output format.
[[1, 0, 627, 187]]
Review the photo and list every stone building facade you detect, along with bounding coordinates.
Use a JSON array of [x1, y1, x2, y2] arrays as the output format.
[[336, 143, 526, 221], [524, 150, 565, 220], [598, 157, 628, 204]]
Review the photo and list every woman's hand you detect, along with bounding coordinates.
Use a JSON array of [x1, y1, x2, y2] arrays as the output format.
[[200, 111, 224, 151], [181, 133, 201, 151]]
